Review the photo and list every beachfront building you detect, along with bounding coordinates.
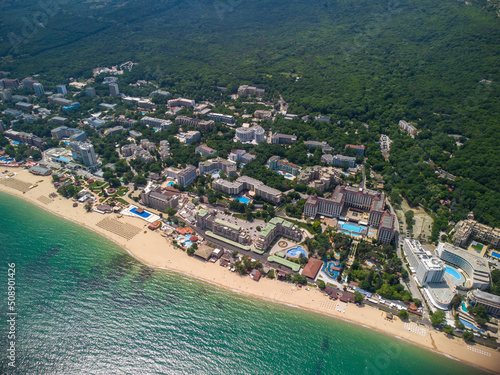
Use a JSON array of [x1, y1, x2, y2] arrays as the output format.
[[267, 156, 300, 176], [164, 165, 197, 187], [255, 217, 302, 252], [403, 239, 446, 285], [452, 219, 500, 249], [199, 157, 237, 177], [235, 125, 266, 144], [304, 185, 396, 244], [196, 208, 251, 245], [302, 258, 323, 280], [436, 242, 490, 290], [467, 290, 500, 317], [70, 141, 98, 168], [175, 116, 214, 131], [29, 165, 52, 176], [296, 166, 341, 192], [140, 182, 180, 211], [212, 176, 282, 205]]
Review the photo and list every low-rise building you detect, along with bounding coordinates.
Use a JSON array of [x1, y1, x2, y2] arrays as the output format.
[[195, 144, 217, 157], [104, 126, 125, 137], [254, 110, 272, 120], [199, 157, 236, 176], [322, 154, 356, 168], [175, 115, 214, 131], [345, 144, 365, 155], [267, 156, 300, 176], [164, 165, 198, 187], [270, 133, 297, 144], [168, 97, 195, 108], [399, 120, 417, 136], [207, 113, 235, 125], [238, 85, 265, 98], [304, 140, 333, 152], [141, 116, 172, 130], [183, 131, 201, 145], [452, 219, 500, 249]]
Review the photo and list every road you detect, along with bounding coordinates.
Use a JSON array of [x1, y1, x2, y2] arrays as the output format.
[[386, 198, 430, 322]]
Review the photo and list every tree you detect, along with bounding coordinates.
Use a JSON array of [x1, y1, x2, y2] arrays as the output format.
[[443, 325, 454, 335], [354, 291, 364, 304], [431, 310, 446, 326], [412, 299, 422, 308], [166, 207, 177, 217], [232, 250, 239, 257], [462, 331, 474, 342], [292, 273, 307, 285], [318, 280, 326, 289], [187, 247, 195, 256], [267, 270, 275, 279], [397, 309, 409, 320], [109, 177, 121, 187], [405, 210, 415, 230], [450, 295, 463, 310]]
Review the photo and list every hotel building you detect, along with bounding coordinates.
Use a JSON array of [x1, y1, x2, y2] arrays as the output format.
[[255, 217, 302, 251], [140, 183, 179, 211], [235, 125, 266, 144], [403, 239, 446, 285], [467, 290, 500, 317], [212, 176, 282, 205], [199, 157, 237, 176], [436, 242, 490, 290], [175, 116, 214, 131], [267, 156, 300, 176], [304, 185, 396, 243], [453, 219, 500, 249]]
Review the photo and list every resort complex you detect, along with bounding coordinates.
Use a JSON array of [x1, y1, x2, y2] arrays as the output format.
[[453, 219, 500, 249], [304, 185, 396, 243]]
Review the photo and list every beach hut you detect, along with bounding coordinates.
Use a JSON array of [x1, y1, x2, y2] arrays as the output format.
[[386, 312, 393, 320]]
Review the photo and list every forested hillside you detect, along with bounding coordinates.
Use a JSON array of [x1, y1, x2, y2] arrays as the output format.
[[0, 0, 499, 228]]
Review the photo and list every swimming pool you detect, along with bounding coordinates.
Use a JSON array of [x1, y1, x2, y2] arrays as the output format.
[[234, 197, 250, 204], [462, 302, 468, 313], [341, 222, 364, 233], [323, 260, 341, 280], [284, 174, 293, 178], [341, 230, 361, 238], [131, 207, 151, 218], [167, 182, 175, 187], [445, 266, 463, 283], [491, 251, 500, 260], [286, 246, 307, 258], [459, 318, 485, 334]]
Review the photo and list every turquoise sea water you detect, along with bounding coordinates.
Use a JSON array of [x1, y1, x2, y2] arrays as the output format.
[[0, 192, 488, 374]]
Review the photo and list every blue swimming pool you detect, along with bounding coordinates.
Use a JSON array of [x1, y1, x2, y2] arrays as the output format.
[[167, 182, 175, 187], [459, 318, 485, 334], [462, 302, 468, 313], [341, 222, 364, 233], [286, 246, 307, 258], [235, 197, 250, 204], [445, 266, 462, 281], [323, 260, 341, 280], [341, 230, 361, 238], [131, 207, 151, 218], [284, 174, 293, 178], [491, 251, 500, 260]]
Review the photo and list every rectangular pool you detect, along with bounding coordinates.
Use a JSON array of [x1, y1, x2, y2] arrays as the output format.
[[235, 197, 250, 204], [341, 223, 364, 233], [131, 207, 151, 218], [492, 251, 500, 260]]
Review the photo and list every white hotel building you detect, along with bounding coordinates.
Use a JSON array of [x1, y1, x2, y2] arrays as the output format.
[[403, 239, 446, 285]]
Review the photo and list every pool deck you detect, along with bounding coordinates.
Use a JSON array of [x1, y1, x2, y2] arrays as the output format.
[[121, 205, 161, 223]]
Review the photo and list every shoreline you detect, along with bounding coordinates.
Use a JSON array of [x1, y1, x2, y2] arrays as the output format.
[[1, 168, 499, 374]]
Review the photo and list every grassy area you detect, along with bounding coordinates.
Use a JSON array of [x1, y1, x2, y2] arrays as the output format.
[[471, 243, 484, 252], [278, 217, 315, 235]]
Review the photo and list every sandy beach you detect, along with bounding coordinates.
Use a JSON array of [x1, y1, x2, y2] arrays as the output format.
[[1, 167, 499, 373]]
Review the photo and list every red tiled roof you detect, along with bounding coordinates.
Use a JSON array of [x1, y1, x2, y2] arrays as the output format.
[[301, 258, 323, 279]]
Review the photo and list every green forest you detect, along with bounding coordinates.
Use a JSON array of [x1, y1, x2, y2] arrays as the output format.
[[0, 0, 499, 228]]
